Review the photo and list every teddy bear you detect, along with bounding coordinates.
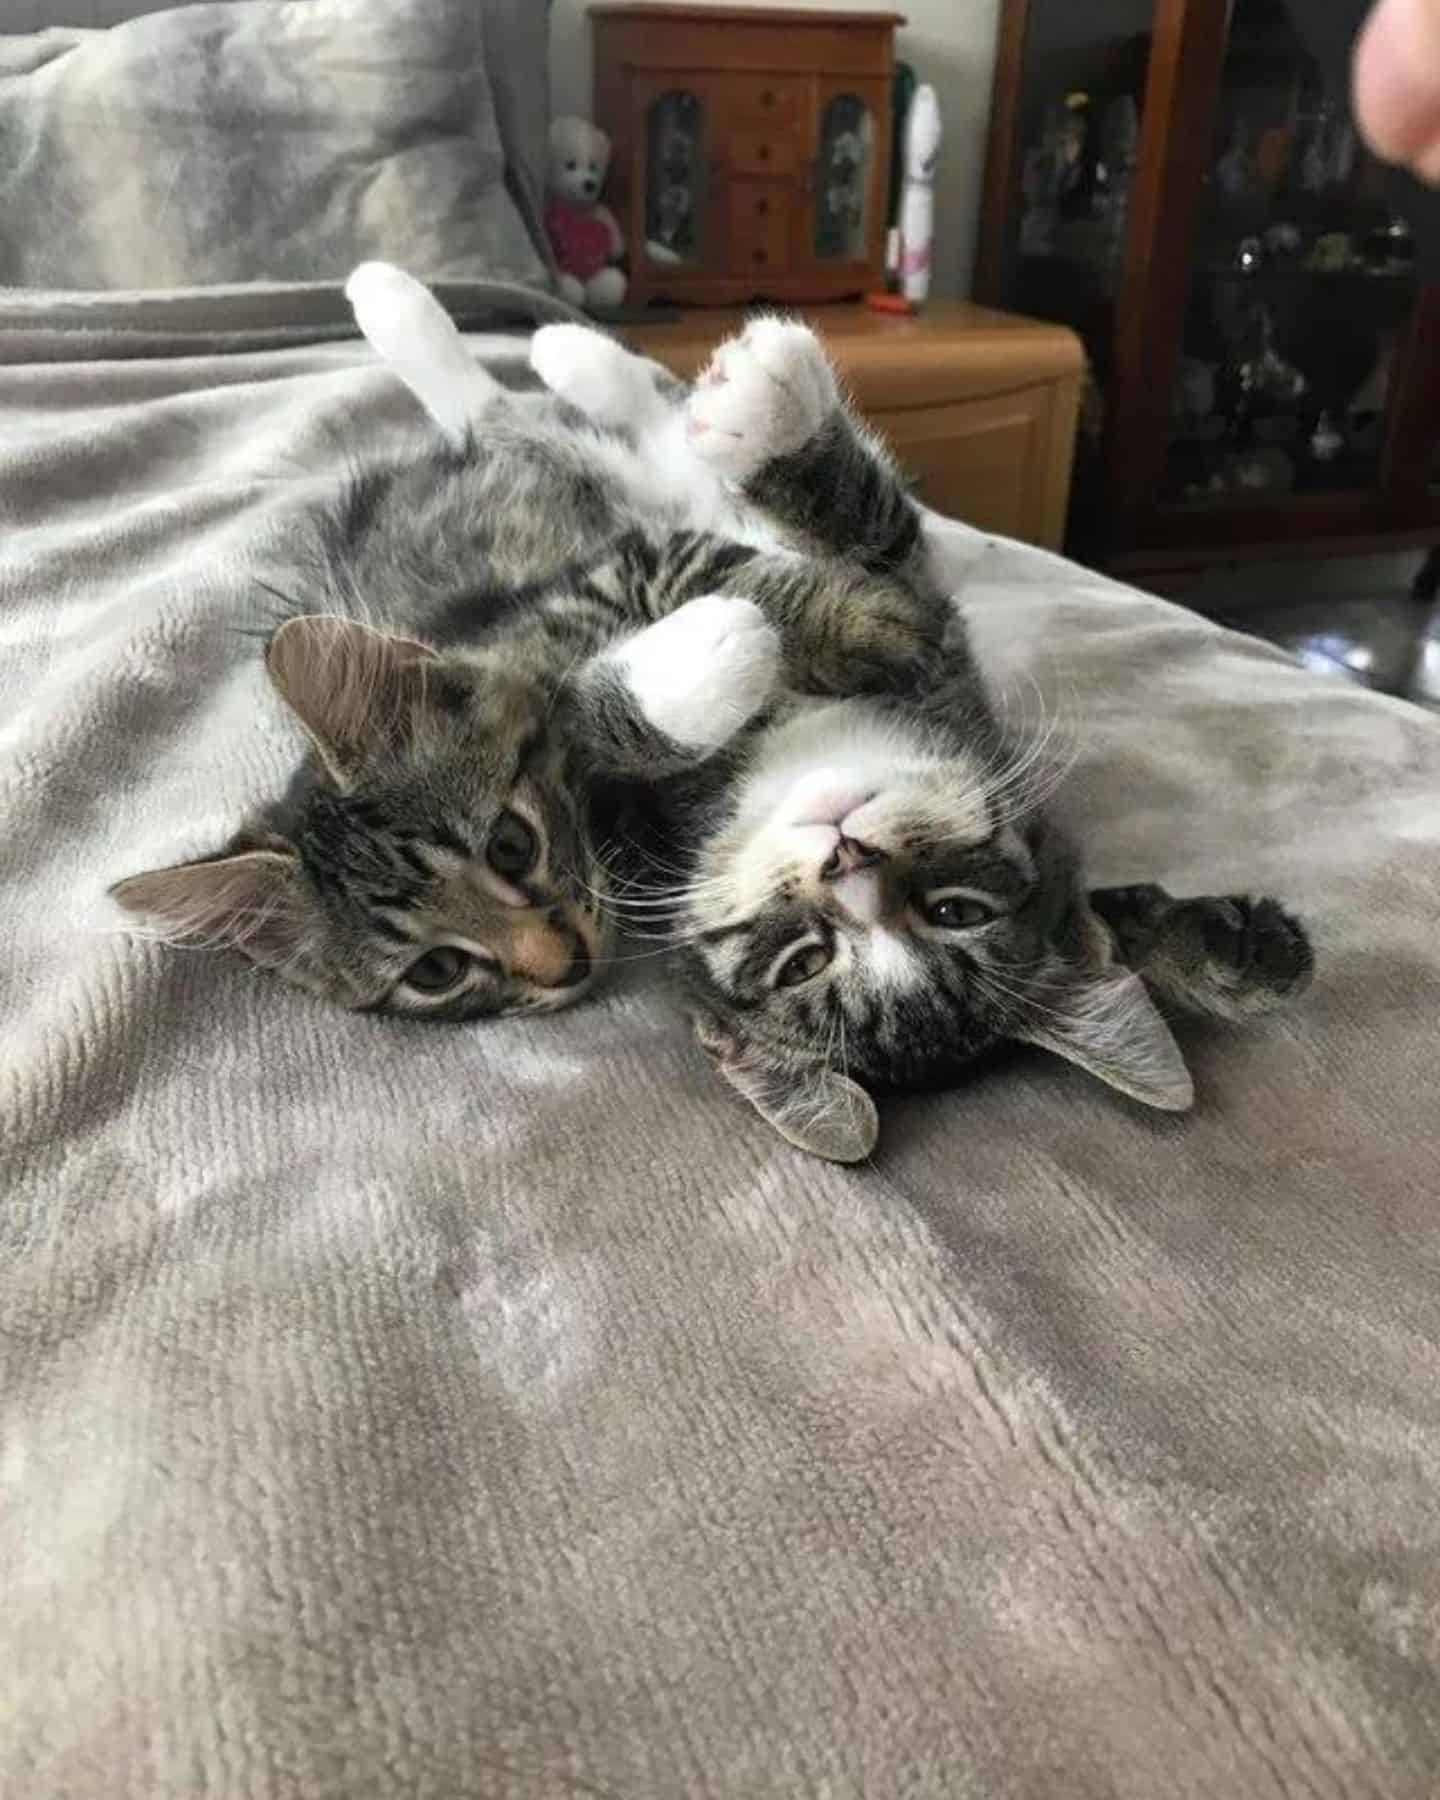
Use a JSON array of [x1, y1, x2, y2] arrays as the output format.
[[544, 116, 627, 310]]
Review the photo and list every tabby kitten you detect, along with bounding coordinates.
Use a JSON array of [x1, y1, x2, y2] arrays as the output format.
[[523, 316, 1313, 1160], [114, 266, 1312, 1160]]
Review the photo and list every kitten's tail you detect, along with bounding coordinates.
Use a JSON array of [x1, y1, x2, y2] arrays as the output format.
[[345, 262, 505, 447]]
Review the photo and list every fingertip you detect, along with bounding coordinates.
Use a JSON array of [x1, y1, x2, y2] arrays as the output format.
[[1353, 0, 1440, 177]]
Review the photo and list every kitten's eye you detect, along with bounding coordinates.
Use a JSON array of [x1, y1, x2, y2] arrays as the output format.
[[404, 946, 472, 995], [486, 810, 538, 879], [922, 893, 999, 930], [773, 940, 833, 989], [565, 159, 578, 171]]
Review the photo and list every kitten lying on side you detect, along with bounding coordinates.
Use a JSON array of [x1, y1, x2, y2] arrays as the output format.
[[113, 265, 1312, 1160]]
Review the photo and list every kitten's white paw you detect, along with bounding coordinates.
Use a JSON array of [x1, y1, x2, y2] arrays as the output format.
[[612, 595, 779, 751], [530, 324, 656, 429], [686, 317, 838, 483]]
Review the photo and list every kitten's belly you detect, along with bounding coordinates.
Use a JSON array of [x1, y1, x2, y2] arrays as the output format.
[[475, 404, 798, 575], [626, 414, 798, 557]]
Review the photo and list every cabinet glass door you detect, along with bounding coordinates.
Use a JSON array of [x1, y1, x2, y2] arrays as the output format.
[[642, 84, 713, 268], [810, 78, 887, 271], [999, 6, 1151, 324], [988, 2, 1154, 527], [1163, 0, 1418, 504], [814, 91, 874, 260]]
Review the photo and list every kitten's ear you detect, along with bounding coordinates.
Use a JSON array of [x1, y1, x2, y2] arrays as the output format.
[[109, 845, 308, 968], [694, 1013, 878, 1164], [266, 615, 438, 786], [1016, 968, 1194, 1112]]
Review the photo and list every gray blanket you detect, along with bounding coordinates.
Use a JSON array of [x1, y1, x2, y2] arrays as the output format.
[[4, 295, 1440, 1798]]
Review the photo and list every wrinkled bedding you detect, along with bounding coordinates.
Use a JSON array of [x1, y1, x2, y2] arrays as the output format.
[[4, 285, 1440, 1798]]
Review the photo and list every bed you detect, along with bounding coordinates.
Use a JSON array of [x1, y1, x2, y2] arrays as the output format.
[[5, 5, 1440, 1796]]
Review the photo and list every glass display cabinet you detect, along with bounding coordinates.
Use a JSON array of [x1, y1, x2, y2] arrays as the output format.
[[975, 0, 1440, 576]]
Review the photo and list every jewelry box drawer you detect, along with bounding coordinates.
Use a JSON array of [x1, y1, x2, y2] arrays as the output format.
[[728, 131, 803, 179], [725, 180, 794, 274], [725, 78, 809, 132]]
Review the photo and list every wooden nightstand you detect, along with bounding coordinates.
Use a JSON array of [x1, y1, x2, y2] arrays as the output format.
[[623, 300, 1085, 550]]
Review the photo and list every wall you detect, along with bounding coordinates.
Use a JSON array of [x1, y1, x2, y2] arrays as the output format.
[[548, 0, 1001, 298]]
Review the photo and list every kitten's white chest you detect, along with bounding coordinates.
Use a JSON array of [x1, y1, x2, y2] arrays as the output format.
[[621, 413, 797, 553], [737, 703, 940, 826]]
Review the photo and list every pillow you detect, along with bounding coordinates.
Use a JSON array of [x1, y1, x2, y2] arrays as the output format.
[[0, 0, 551, 291]]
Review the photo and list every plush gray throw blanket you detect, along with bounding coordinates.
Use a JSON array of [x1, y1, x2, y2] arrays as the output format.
[[0, 0, 548, 290], [4, 291, 1440, 1797]]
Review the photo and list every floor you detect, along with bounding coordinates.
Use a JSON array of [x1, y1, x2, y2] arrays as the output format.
[[1174, 553, 1440, 709]]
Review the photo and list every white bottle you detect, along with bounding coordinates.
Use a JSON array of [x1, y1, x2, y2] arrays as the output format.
[[899, 84, 942, 305]]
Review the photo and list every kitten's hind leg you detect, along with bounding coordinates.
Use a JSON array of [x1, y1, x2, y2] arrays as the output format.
[[530, 324, 674, 436], [1091, 884, 1314, 1020], [687, 317, 922, 575], [346, 262, 505, 447]]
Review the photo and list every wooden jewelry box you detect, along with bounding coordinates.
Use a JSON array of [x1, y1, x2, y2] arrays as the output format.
[[590, 4, 904, 307]]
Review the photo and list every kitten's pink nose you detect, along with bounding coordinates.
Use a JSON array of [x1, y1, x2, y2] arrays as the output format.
[[820, 834, 884, 879]]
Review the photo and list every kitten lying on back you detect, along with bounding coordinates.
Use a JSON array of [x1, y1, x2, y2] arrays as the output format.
[[529, 317, 1313, 1157], [114, 265, 1312, 1160]]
